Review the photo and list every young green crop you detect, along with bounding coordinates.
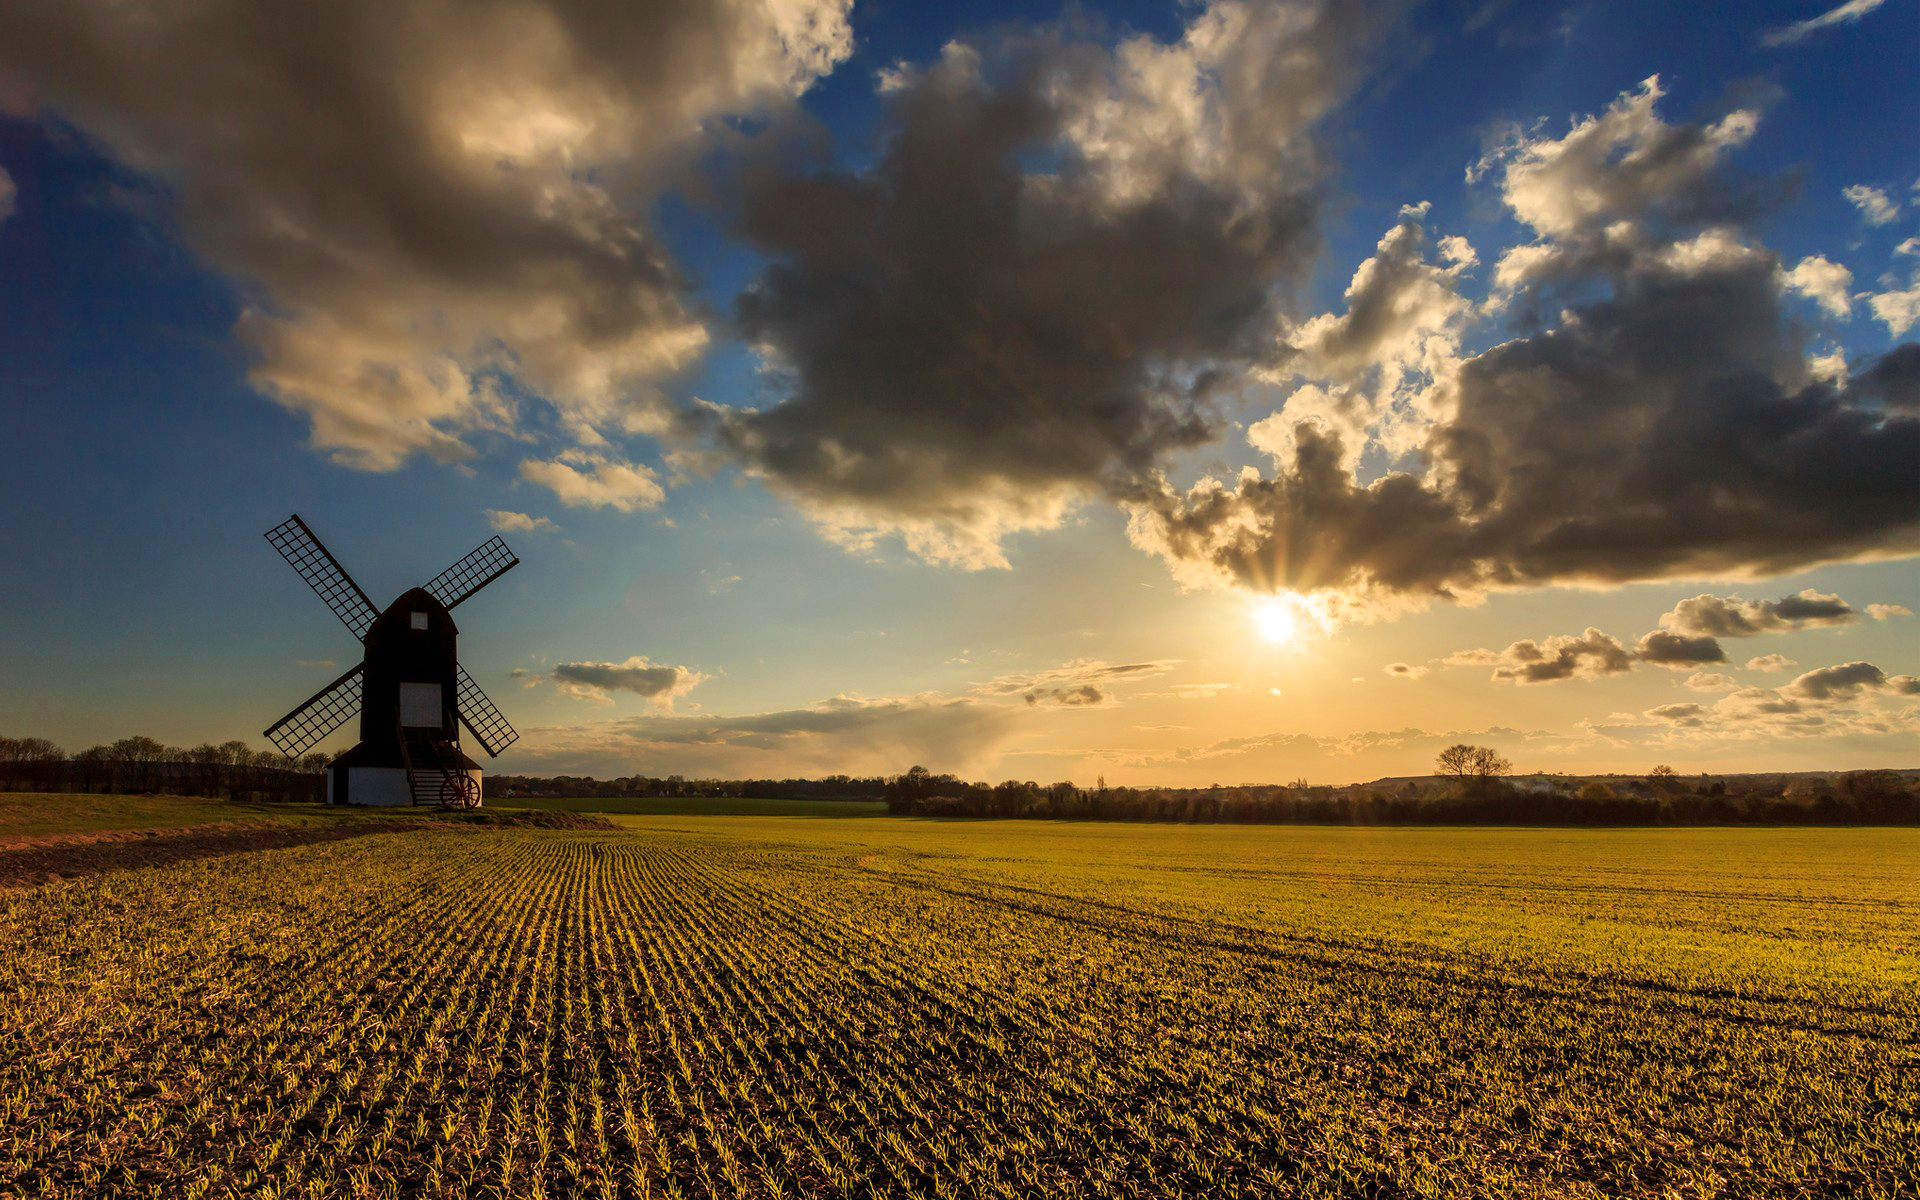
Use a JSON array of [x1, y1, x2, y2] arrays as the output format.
[[0, 821, 1913, 1197]]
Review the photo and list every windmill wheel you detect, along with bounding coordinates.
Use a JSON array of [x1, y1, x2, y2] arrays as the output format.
[[438, 774, 480, 810]]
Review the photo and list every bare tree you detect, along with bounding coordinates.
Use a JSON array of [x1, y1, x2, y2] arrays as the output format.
[[1436, 744, 1477, 782], [1437, 744, 1511, 784]]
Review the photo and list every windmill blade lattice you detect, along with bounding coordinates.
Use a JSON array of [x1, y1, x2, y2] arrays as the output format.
[[423, 537, 519, 611], [264, 664, 365, 758], [456, 665, 519, 757], [266, 515, 380, 639]]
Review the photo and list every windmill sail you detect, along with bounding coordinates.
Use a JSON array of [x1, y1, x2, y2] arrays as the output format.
[[455, 665, 519, 757], [264, 664, 365, 758], [266, 515, 380, 639], [423, 536, 519, 611]]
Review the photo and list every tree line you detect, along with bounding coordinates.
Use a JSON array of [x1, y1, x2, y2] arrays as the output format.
[[489, 773, 890, 801], [0, 734, 326, 803], [880, 751, 1920, 826]]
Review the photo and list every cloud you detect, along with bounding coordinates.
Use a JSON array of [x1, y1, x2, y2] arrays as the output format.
[[0, 165, 13, 222], [1633, 630, 1727, 668], [1786, 660, 1894, 701], [1023, 685, 1110, 708], [690, 0, 1386, 567], [1656, 589, 1858, 637], [1282, 203, 1474, 384], [520, 452, 666, 512], [1125, 80, 1920, 609], [1745, 653, 1795, 672], [1383, 662, 1429, 680], [1684, 672, 1741, 692], [515, 692, 1022, 777], [0, 0, 854, 470], [1782, 255, 1852, 317], [1868, 603, 1913, 620], [1843, 183, 1900, 226], [1448, 584, 1884, 684], [1645, 702, 1706, 727], [544, 657, 708, 707], [1761, 0, 1888, 46], [979, 659, 1179, 706], [1165, 682, 1239, 700], [1869, 271, 1920, 336], [1460, 627, 1634, 684], [485, 510, 557, 534]]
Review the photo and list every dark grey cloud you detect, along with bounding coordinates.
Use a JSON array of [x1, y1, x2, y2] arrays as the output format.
[[529, 657, 708, 707], [1023, 685, 1108, 708], [1852, 343, 1920, 413], [0, 0, 852, 470], [1127, 82, 1920, 606], [1633, 630, 1728, 668], [689, 1, 1387, 566]]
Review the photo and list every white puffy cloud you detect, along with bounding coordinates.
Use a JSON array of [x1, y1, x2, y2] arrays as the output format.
[[1868, 603, 1913, 620], [1745, 653, 1796, 672], [1383, 662, 1429, 680], [0, 0, 853, 470], [1868, 270, 1920, 335], [1128, 81, 1920, 609], [1684, 672, 1741, 692], [1843, 183, 1900, 226], [520, 452, 666, 512], [486, 510, 557, 534], [1761, 0, 1888, 46], [1782, 255, 1853, 318], [1478, 77, 1756, 243]]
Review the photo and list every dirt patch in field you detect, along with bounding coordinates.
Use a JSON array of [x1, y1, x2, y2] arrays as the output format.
[[0, 821, 416, 888]]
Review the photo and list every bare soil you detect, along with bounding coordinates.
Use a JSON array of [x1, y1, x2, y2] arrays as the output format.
[[0, 821, 416, 888]]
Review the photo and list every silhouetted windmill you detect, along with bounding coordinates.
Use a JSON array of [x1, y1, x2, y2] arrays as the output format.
[[262, 515, 521, 807]]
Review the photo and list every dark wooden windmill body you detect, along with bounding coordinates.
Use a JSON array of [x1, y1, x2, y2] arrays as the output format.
[[262, 516, 521, 807]]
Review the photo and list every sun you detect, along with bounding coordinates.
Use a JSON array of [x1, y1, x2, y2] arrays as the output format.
[[1250, 596, 1298, 645]]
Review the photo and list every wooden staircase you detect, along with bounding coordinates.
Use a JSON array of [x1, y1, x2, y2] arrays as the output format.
[[398, 725, 462, 806]]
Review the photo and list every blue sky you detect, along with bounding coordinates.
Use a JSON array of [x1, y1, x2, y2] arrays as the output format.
[[1, 0, 1916, 783]]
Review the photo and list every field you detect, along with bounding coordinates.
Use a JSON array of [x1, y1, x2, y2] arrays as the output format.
[[0, 792, 345, 841], [501, 795, 887, 819], [0, 809, 1914, 1197]]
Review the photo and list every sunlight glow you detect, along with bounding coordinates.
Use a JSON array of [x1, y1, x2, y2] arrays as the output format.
[[1251, 597, 1298, 645]]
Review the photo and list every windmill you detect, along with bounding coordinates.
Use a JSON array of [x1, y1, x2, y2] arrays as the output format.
[[262, 515, 521, 808]]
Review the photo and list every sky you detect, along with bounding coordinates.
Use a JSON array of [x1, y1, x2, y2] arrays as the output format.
[[0, 0, 1916, 786]]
